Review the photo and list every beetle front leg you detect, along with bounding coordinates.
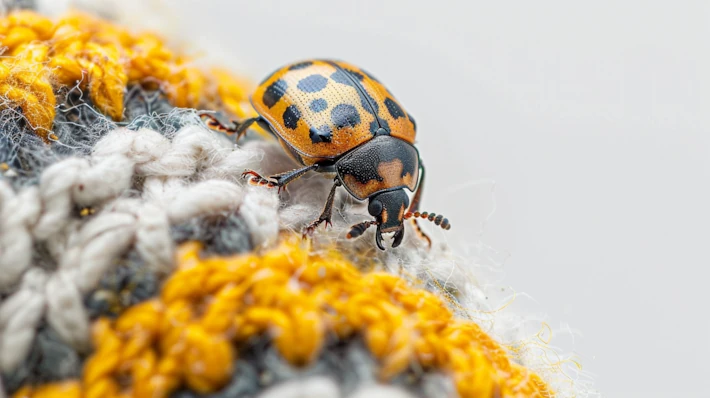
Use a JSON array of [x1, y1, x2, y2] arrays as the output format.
[[303, 179, 342, 237], [242, 164, 319, 193]]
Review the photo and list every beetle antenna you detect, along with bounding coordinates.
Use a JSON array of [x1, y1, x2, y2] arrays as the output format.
[[403, 211, 451, 230], [346, 221, 379, 239]]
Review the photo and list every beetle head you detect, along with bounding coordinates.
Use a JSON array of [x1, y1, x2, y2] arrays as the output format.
[[367, 189, 409, 250]]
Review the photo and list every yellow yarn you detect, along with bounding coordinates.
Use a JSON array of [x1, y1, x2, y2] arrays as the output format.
[[12, 234, 553, 398], [0, 41, 56, 142], [0, 11, 252, 142], [12, 381, 81, 398]]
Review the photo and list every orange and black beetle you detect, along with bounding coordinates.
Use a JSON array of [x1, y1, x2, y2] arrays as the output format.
[[201, 59, 450, 250]]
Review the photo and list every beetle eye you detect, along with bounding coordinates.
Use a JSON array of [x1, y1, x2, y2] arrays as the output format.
[[368, 200, 383, 216]]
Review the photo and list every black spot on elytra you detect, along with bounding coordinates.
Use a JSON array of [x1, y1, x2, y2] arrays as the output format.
[[384, 98, 405, 119], [329, 65, 381, 128], [289, 61, 313, 70], [262, 79, 287, 108], [309, 125, 332, 143], [408, 113, 417, 131], [309, 98, 328, 113], [297, 74, 328, 93], [331, 104, 360, 129], [369, 118, 390, 135], [330, 70, 354, 86], [346, 69, 365, 81], [329, 66, 379, 117], [283, 105, 301, 130]]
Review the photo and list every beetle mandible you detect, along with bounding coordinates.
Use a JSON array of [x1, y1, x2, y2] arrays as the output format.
[[201, 59, 450, 250]]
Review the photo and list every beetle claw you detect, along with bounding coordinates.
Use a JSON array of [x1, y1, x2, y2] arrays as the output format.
[[375, 225, 385, 251], [302, 216, 331, 238], [392, 227, 405, 248], [242, 170, 282, 190]]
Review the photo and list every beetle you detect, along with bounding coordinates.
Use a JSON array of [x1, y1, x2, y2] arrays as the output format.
[[200, 59, 450, 250]]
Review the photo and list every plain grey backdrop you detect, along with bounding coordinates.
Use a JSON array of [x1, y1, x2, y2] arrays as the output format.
[[168, 1, 710, 396]]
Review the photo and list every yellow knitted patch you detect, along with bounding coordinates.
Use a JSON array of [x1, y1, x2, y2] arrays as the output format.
[[0, 10, 254, 142], [12, 235, 553, 398]]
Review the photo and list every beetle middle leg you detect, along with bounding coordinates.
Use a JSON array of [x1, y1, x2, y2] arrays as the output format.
[[303, 179, 342, 237], [242, 164, 319, 193], [199, 113, 260, 142]]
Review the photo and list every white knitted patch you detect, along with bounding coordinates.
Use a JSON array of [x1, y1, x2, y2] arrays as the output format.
[[0, 124, 273, 373]]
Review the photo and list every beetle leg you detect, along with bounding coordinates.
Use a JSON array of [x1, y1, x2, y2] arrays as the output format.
[[242, 164, 319, 193], [199, 112, 259, 142], [345, 220, 386, 250], [303, 179, 342, 237], [346, 220, 378, 239], [408, 162, 432, 247], [347, 220, 402, 250]]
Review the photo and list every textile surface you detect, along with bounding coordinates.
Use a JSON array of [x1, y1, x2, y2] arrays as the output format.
[[0, 5, 593, 398]]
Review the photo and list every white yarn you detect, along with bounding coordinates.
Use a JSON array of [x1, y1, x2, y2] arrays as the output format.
[[44, 269, 91, 352], [0, 123, 281, 375], [32, 158, 91, 240], [256, 376, 341, 398], [0, 183, 40, 292], [72, 155, 134, 206], [0, 268, 47, 372], [239, 187, 279, 249], [129, 202, 173, 275], [68, 211, 138, 293], [167, 180, 243, 224], [199, 141, 265, 182]]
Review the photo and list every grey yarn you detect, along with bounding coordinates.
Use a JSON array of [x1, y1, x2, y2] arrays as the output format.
[[1, 326, 82, 393], [0, 87, 199, 189], [171, 211, 253, 256], [84, 250, 159, 319], [0, 0, 34, 13]]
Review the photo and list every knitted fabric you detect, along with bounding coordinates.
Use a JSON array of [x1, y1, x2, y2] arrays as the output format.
[[0, 5, 593, 398]]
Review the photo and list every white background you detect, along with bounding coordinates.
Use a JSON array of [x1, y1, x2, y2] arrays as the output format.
[[166, 1, 709, 396]]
